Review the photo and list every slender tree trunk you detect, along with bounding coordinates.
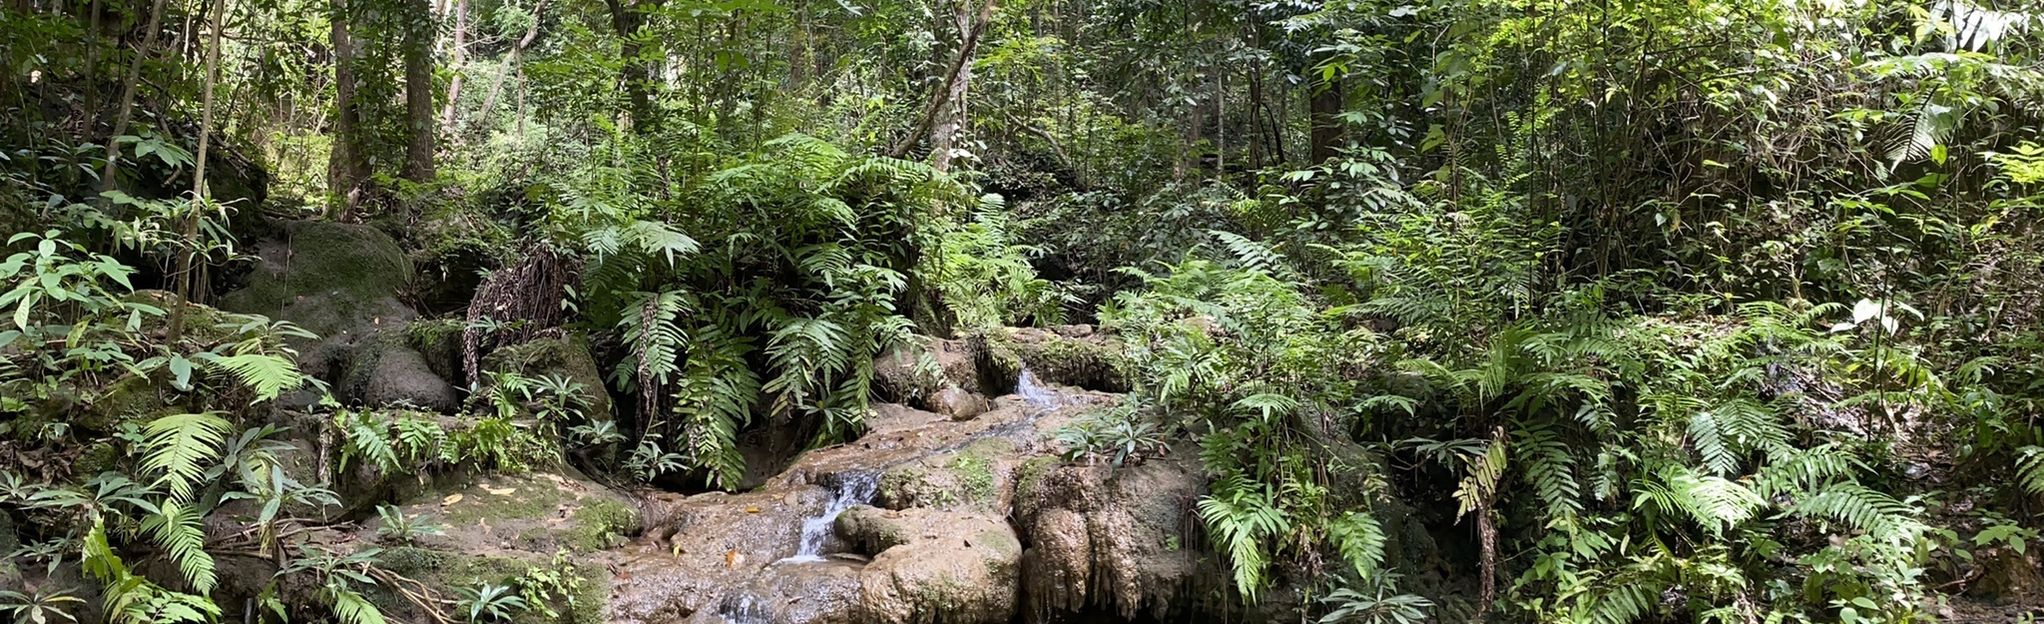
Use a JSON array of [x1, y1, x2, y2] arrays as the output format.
[[1308, 71, 1342, 164], [329, 0, 367, 216], [96, 0, 171, 198], [402, 0, 436, 182], [438, 0, 468, 134], [171, 0, 226, 338], [476, 0, 545, 136], [604, 0, 660, 130]]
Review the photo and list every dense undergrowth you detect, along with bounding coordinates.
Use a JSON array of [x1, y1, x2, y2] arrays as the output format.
[[5, 0, 2044, 622]]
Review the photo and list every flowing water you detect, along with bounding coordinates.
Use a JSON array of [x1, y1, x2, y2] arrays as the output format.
[[770, 369, 1063, 568], [1016, 367, 1065, 410], [777, 470, 880, 564]]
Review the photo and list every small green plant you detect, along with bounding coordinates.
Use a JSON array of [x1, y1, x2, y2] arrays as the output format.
[[374, 504, 446, 545], [513, 550, 587, 620], [1054, 401, 1167, 466], [455, 583, 528, 623], [0, 587, 86, 624]]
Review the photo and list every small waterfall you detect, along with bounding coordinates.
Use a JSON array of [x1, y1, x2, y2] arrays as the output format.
[[1016, 367, 1065, 410], [779, 471, 879, 564], [718, 593, 771, 624]]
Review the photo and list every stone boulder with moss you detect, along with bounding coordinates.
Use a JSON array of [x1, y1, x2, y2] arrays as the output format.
[[1005, 325, 1133, 392], [218, 220, 417, 379], [362, 470, 642, 623], [874, 438, 1014, 510], [338, 332, 461, 412]]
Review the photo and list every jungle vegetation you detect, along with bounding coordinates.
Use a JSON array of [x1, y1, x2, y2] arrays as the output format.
[[2, 0, 2043, 622]]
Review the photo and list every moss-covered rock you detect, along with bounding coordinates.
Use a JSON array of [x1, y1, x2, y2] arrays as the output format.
[[1007, 326, 1132, 392], [374, 546, 611, 624], [339, 331, 460, 412], [482, 334, 614, 422], [404, 317, 467, 384], [876, 438, 1013, 510], [218, 220, 417, 378], [386, 471, 641, 555], [80, 373, 185, 433]]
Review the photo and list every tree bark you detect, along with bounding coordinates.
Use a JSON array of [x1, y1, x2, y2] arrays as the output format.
[[1308, 68, 1343, 164], [438, 0, 468, 134], [888, 0, 995, 160], [329, 0, 367, 216], [927, 1, 982, 173], [96, 0, 171, 198], [604, 0, 660, 130], [402, 0, 437, 182]]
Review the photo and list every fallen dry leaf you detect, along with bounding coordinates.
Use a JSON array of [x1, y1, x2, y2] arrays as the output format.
[[442, 493, 464, 506]]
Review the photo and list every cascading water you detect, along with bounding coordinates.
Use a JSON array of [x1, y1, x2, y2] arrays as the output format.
[[777, 471, 880, 564], [1015, 367, 1064, 410]]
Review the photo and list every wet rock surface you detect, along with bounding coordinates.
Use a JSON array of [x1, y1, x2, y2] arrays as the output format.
[[606, 373, 1124, 624]]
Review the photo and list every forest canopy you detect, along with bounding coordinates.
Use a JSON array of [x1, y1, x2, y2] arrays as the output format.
[[3, 0, 2044, 622]]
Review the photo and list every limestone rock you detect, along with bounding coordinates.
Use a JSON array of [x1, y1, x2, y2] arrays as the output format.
[[838, 506, 1022, 624], [1006, 326, 1132, 393], [930, 387, 989, 421]]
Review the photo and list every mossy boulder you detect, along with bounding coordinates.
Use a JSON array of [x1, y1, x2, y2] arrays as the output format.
[[1007, 326, 1132, 392], [218, 220, 417, 378], [373, 546, 611, 624], [403, 318, 466, 384], [380, 471, 641, 555], [482, 334, 614, 422], [339, 331, 460, 412]]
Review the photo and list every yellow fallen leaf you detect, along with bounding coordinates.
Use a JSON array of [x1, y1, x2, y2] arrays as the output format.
[[744, 506, 761, 513], [442, 493, 464, 506], [484, 486, 517, 496]]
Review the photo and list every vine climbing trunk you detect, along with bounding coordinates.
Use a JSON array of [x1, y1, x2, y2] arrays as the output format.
[[889, 0, 996, 161]]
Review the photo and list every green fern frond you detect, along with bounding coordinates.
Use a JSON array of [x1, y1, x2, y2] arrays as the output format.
[[199, 352, 305, 402], [2020, 447, 2044, 496], [140, 413, 233, 500], [141, 500, 216, 593]]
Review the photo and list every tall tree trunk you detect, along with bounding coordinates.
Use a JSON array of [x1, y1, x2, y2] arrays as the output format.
[[604, 0, 659, 130], [438, 0, 468, 134], [888, 0, 996, 160], [928, 1, 983, 173], [329, 0, 367, 216], [96, 0, 171, 198], [1308, 69, 1342, 164], [402, 0, 436, 182]]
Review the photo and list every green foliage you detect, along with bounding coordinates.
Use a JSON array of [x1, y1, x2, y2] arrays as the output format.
[[455, 583, 528, 623]]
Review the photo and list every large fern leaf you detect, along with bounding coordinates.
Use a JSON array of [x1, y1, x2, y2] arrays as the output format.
[[142, 500, 217, 593], [141, 413, 233, 500]]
